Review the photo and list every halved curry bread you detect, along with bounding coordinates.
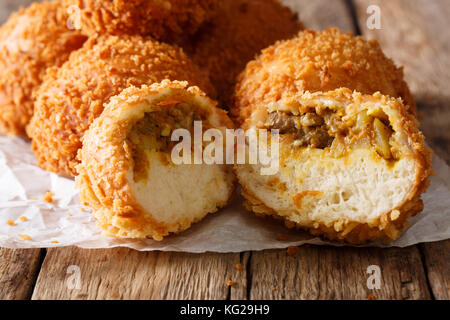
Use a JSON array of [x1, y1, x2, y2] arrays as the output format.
[[77, 81, 235, 240], [235, 89, 431, 244]]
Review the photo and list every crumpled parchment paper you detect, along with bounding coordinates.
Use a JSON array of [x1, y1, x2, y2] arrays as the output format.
[[0, 135, 449, 252]]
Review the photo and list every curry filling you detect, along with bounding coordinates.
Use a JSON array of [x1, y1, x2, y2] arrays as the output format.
[[128, 102, 210, 182], [263, 108, 397, 161]]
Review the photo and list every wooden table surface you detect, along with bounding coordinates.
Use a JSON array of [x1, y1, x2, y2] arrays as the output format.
[[0, 0, 449, 300]]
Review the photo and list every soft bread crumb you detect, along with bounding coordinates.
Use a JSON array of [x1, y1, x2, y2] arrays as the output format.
[[18, 234, 31, 241], [287, 246, 299, 256], [43, 191, 53, 203], [19, 216, 28, 222], [390, 210, 401, 221], [7, 220, 14, 226], [235, 263, 244, 271]]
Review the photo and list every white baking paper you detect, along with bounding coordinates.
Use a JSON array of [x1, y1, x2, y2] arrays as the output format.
[[0, 134, 449, 252]]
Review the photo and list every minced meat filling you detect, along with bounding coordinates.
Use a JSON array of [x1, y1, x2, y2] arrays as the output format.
[[128, 102, 209, 182], [264, 111, 334, 149], [264, 109, 395, 160]]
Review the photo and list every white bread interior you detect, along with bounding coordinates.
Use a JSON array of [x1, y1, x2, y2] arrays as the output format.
[[238, 147, 416, 228], [130, 150, 234, 227]]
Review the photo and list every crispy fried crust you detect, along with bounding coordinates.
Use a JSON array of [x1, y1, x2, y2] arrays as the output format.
[[232, 28, 416, 125], [186, 0, 303, 105], [0, 1, 87, 136], [237, 89, 432, 244], [27, 35, 215, 177], [76, 80, 235, 240], [63, 0, 217, 41]]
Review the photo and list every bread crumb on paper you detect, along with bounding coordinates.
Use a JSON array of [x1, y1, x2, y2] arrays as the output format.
[[19, 216, 28, 222], [6, 220, 14, 226], [18, 234, 32, 241], [276, 233, 290, 241], [235, 263, 244, 271], [43, 191, 53, 203], [287, 246, 299, 256]]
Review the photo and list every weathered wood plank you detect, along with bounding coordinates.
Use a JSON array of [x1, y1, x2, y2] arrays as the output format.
[[0, 0, 35, 24], [420, 240, 450, 300], [0, 248, 43, 300], [249, 245, 431, 300], [282, 0, 355, 32], [353, 0, 450, 163], [31, 247, 246, 300]]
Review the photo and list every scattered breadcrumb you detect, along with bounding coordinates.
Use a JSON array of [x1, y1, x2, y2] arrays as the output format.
[[43, 191, 53, 203], [19, 216, 28, 222], [32, 197, 38, 200], [272, 287, 277, 291], [368, 294, 377, 300], [67, 212, 72, 217], [235, 263, 244, 271], [80, 207, 85, 212], [6, 219, 14, 226], [18, 234, 32, 241], [50, 240, 59, 244], [226, 280, 235, 287], [287, 246, 299, 256], [276, 233, 290, 241]]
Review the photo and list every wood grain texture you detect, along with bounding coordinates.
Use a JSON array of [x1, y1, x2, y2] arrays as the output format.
[[353, 0, 450, 163], [249, 246, 431, 300], [420, 240, 450, 300], [31, 247, 247, 300], [282, 0, 355, 32], [0, 248, 43, 300], [0, 0, 35, 24]]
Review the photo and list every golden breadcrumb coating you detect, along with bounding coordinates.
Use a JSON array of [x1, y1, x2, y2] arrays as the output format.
[[63, 0, 217, 41], [232, 28, 416, 124], [0, 1, 87, 136], [77, 80, 236, 240], [186, 0, 303, 105], [237, 89, 431, 244], [27, 35, 215, 177]]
